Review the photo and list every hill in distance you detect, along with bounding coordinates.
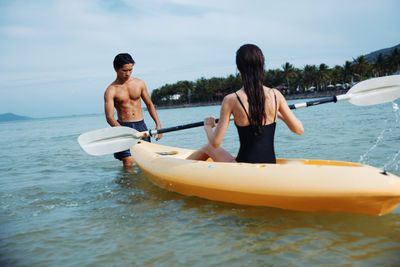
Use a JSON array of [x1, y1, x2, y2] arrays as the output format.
[[364, 43, 400, 63], [0, 113, 33, 122]]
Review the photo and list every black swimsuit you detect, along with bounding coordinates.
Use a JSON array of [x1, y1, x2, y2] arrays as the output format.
[[235, 91, 277, 164]]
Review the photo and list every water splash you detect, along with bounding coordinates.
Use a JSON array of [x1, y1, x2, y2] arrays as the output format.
[[384, 149, 400, 172], [393, 102, 399, 112], [359, 102, 400, 170], [359, 128, 386, 163], [382, 102, 400, 171]]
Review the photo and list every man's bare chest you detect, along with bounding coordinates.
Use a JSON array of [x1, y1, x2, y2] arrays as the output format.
[[114, 87, 141, 103]]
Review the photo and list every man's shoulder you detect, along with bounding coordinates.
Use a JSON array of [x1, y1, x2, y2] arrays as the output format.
[[128, 78, 147, 92], [105, 82, 117, 94], [129, 77, 145, 85]]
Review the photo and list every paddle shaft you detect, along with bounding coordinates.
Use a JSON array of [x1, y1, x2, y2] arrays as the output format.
[[288, 94, 350, 109], [146, 119, 220, 137]]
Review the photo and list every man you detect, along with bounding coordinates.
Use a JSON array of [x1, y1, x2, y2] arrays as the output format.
[[104, 53, 162, 167]]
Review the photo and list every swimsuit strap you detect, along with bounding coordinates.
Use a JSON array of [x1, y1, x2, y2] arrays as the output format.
[[235, 92, 251, 121]]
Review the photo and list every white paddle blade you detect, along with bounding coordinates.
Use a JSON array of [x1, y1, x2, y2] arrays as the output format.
[[348, 75, 400, 106], [78, 126, 139, 156]]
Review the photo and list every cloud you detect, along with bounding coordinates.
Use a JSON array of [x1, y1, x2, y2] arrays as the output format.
[[0, 0, 399, 117]]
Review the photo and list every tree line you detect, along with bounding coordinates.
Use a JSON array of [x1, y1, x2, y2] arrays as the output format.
[[151, 48, 400, 106]]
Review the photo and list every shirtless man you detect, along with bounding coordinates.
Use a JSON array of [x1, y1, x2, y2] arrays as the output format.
[[104, 53, 162, 167]]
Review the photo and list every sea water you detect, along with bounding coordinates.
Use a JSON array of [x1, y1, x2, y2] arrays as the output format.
[[1, 99, 400, 266]]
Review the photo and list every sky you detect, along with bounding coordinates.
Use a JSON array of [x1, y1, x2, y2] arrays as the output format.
[[0, 0, 399, 118]]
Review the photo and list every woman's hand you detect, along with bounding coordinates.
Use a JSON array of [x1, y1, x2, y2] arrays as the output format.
[[204, 116, 216, 128]]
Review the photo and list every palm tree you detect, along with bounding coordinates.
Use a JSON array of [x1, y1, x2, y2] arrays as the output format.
[[352, 56, 370, 81], [387, 48, 400, 74], [151, 88, 162, 105], [222, 74, 241, 94], [264, 69, 284, 88], [302, 65, 318, 90], [331, 65, 344, 88], [318, 63, 330, 91], [293, 68, 304, 92], [282, 62, 295, 92], [175, 80, 194, 104], [343, 61, 353, 86], [193, 78, 210, 102], [373, 53, 386, 77]]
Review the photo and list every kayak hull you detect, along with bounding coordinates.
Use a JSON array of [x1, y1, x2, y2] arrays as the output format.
[[131, 141, 400, 216]]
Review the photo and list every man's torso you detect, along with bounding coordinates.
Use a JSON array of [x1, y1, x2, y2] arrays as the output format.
[[111, 78, 144, 122]]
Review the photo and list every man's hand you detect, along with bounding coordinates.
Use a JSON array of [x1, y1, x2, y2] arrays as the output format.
[[155, 125, 163, 141]]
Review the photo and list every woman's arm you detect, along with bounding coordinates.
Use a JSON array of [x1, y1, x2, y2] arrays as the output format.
[[276, 90, 304, 135], [204, 95, 234, 147]]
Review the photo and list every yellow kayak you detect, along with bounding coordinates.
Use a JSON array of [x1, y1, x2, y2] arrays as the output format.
[[131, 141, 400, 216]]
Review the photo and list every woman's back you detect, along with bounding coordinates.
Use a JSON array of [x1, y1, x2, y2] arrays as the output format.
[[232, 87, 278, 163], [232, 87, 278, 127]]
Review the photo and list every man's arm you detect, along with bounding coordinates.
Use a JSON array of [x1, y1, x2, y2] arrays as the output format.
[[141, 82, 162, 140], [104, 87, 120, 127]]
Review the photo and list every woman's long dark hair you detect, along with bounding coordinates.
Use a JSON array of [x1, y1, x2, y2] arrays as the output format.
[[236, 44, 266, 133]]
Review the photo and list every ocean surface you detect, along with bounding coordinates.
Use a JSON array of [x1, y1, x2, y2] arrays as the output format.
[[1, 98, 400, 266]]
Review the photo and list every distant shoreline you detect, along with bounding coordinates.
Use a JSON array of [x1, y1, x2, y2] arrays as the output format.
[[2, 89, 349, 120], [155, 89, 348, 110], [0, 112, 33, 122]]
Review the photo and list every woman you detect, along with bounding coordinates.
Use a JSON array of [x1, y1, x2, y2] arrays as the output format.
[[187, 44, 303, 163]]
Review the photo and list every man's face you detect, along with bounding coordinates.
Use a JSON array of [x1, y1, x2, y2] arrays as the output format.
[[116, 63, 133, 80]]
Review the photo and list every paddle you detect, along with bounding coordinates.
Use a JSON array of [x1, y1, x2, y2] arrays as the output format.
[[78, 75, 400, 156], [289, 75, 400, 109], [78, 119, 222, 156]]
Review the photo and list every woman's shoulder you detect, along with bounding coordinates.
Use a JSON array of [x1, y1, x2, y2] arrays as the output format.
[[221, 92, 240, 109], [223, 92, 239, 101], [267, 87, 281, 95], [270, 88, 285, 99]]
